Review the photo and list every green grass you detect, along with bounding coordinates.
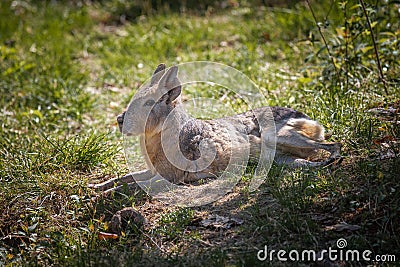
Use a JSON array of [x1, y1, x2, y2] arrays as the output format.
[[1, 0, 399, 266]]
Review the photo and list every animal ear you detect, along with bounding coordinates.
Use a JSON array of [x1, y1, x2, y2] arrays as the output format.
[[150, 63, 166, 86], [158, 66, 179, 89], [153, 63, 166, 75], [158, 66, 182, 104], [166, 86, 181, 103], [159, 85, 181, 104]]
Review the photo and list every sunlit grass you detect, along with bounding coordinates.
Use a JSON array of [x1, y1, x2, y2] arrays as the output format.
[[0, 0, 399, 266]]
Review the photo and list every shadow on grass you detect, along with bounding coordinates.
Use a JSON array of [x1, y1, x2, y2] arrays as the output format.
[[78, 154, 399, 266]]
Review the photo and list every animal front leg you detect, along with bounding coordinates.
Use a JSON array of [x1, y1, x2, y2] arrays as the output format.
[[89, 169, 154, 191]]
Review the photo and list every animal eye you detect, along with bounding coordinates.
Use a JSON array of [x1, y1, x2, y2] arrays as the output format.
[[143, 99, 155, 106]]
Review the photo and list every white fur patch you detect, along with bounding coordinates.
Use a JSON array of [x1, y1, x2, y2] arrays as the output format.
[[287, 118, 325, 141]]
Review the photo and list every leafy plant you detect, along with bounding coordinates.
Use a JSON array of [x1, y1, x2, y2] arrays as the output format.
[[305, 0, 399, 95]]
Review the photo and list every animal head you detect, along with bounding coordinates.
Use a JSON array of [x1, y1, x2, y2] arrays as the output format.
[[118, 64, 182, 136]]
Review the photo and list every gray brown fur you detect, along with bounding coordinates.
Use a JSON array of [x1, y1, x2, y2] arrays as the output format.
[[91, 64, 341, 191]]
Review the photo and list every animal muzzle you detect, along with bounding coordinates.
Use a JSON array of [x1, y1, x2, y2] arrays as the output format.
[[117, 111, 125, 133]]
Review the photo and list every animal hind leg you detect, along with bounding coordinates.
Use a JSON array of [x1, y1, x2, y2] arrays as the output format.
[[275, 154, 340, 168], [277, 130, 341, 157]]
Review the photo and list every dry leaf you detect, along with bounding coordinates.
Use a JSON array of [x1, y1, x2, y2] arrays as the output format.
[[98, 231, 118, 240]]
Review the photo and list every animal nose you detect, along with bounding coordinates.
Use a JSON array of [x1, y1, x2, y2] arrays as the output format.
[[117, 111, 126, 132], [117, 112, 125, 123]]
